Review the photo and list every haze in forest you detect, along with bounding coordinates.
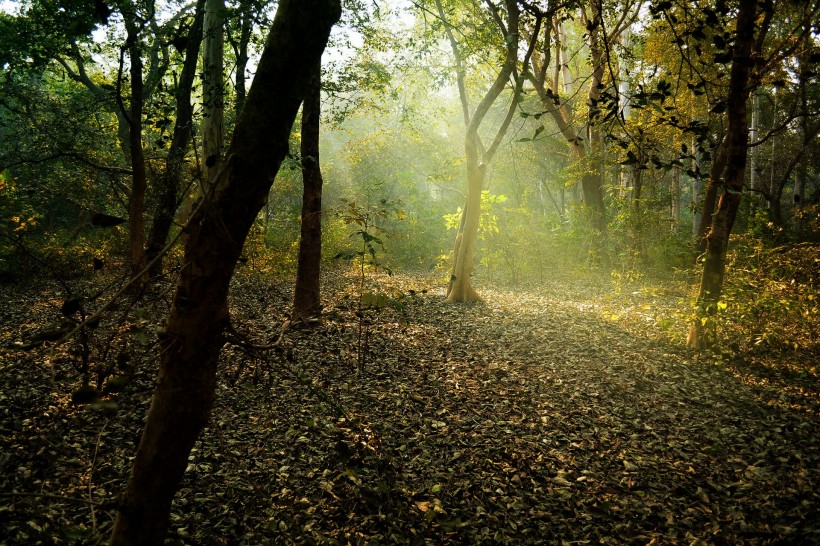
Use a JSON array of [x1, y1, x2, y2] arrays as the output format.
[[0, 0, 818, 544]]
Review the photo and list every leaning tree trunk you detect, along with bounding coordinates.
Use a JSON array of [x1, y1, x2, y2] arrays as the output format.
[[293, 62, 324, 320], [144, 0, 206, 277], [687, 0, 759, 349], [109, 2, 341, 544]]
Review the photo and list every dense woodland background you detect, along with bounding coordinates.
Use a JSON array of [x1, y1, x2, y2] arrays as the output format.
[[0, 0, 818, 543]]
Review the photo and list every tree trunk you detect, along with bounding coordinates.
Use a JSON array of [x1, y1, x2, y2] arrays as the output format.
[[203, 0, 225, 187], [437, 0, 523, 302], [126, 26, 148, 290], [687, 0, 759, 349], [231, 4, 253, 116], [691, 137, 703, 237], [108, 2, 340, 544], [671, 162, 681, 227], [749, 92, 760, 202], [695, 143, 727, 258], [447, 138, 484, 302], [144, 0, 206, 277], [794, 28, 811, 232], [293, 62, 324, 320]]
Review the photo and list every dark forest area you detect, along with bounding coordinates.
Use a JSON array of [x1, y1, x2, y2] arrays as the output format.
[[1, 0, 818, 543]]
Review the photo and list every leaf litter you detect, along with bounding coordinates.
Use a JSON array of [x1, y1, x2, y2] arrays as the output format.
[[0, 269, 817, 544]]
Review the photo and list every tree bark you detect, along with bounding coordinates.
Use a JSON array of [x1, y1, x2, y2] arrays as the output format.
[[687, 0, 760, 349], [108, 1, 340, 543], [144, 0, 206, 277], [293, 62, 324, 320]]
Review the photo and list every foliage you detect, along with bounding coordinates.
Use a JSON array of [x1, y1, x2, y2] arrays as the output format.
[[700, 237, 819, 361], [334, 197, 406, 370]]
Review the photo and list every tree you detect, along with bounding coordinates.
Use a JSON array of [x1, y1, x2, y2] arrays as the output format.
[[109, 1, 341, 543], [144, 0, 206, 276], [430, 0, 531, 302], [525, 0, 640, 237], [293, 62, 324, 319], [686, 0, 765, 349]]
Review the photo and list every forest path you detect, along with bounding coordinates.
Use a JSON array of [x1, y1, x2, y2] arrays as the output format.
[[1, 270, 818, 544]]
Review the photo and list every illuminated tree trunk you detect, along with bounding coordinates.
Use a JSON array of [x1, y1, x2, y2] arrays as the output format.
[[671, 163, 681, 227], [436, 0, 532, 302], [447, 137, 484, 302], [687, 0, 762, 349], [293, 62, 324, 319], [109, 2, 340, 543]]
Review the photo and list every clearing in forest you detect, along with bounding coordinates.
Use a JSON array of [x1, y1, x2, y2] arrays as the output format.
[[0, 271, 817, 544]]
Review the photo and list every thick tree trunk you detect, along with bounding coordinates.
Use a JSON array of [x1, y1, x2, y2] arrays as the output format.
[[687, 0, 759, 349], [109, 2, 340, 544], [293, 62, 324, 320], [145, 0, 206, 277]]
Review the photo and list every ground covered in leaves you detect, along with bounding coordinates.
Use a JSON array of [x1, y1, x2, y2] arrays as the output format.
[[1, 267, 818, 544]]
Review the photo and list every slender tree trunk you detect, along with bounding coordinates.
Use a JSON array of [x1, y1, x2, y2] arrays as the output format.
[[691, 137, 703, 237], [203, 0, 225, 187], [582, 5, 608, 235], [232, 6, 253, 116], [108, 2, 340, 543], [695, 143, 727, 257], [293, 62, 324, 319], [794, 143, 807, 232], [794, 28, 811, 232], [438, 0, 526, 302], [671, 162, 681, 227], [687, 0, 760, 349], [145, 0, 206, 276], [749, 92, 760, 203], [126, 28, 148, 289]]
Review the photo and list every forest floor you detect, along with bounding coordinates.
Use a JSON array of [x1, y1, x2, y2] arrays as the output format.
[[0, 266, 818, 545]]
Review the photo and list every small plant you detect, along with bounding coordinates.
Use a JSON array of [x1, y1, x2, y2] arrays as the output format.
[[334, 197, 406, 372]]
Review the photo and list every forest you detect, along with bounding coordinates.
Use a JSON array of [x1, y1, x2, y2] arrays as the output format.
[[0, 0, 818, 543]]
